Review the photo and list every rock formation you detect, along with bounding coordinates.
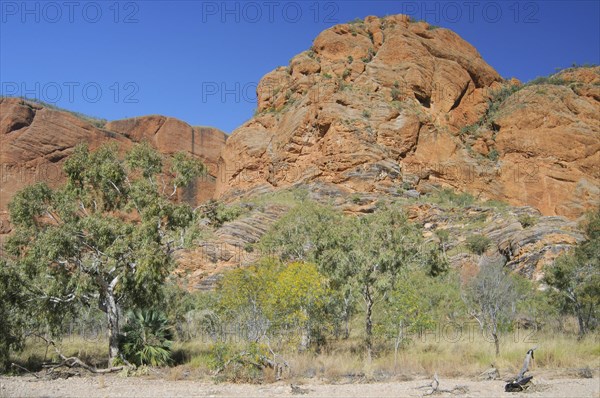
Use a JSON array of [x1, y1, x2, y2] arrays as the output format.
[[2, 14, 598, 286], [216, 15, 599, 219], [0, 97, 227, 237]]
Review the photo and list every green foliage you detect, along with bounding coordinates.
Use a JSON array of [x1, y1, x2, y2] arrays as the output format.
[[216, 259, 333, 348], [379, 271, 435, 342], [527, 76, 568, 86], [511, 275, 558, 329], [323, 72, 332, 79], [208, 342, 270, 383], [201, 200, 245, 228], [170, 152, 206, 189], [378, 269, 464, 351], [545, 208, 600, 336], [126, 142, 163, 178], [4, 143, 205, 365], [362, 109, 371, 118], [435, 229, 450, 244], [347, 55, 354, 64], [361, 48, 375, 63], [0, 260, 28, 371], [262, 201, 444, 356], [458, 84, 520, 140], [487, 148, 500, 161], [339, 81, 353, 91], [261, 201, 342, 264], [119, 309, 174, 366], [162, 282, 196, 340], [518, 214, 538, 228], [463, 262, 520, 355], [424, 246, 449, 277], [428, 188, 475, 207], [465, 234, 492, 255], [322, 206, 436, 356], [391, 87, 402, 101]]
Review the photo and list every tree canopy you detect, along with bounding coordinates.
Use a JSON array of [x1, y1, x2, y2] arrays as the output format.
[[544, 208, 600, 336], [3, 143, 205, 366]]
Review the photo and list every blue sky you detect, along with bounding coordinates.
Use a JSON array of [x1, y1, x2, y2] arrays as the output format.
[[1, 1, 599, 133]]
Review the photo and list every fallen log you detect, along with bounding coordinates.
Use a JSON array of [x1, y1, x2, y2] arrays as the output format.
[[417, 372, 469, 395], [30, 333, 130, 375], [505, 347, 537, 392]]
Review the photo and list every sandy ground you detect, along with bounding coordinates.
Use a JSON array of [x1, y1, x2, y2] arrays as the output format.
[[1, 375, 599, 398]]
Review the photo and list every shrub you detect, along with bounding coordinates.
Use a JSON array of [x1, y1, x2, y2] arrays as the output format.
[[391, 87, 402, 101], [487, 148, 499, 161], [202, 200, 245, 227], [362, 109, 371, 118], [430, 188, 475, 207], [362, 48, 375, 63], [465, 234, 492, 255], [401, 181, 413, 191], [342, 68, 351, 79], [527, 76, 568, 86], [119, 309, 174, 367], [347, 55, 353, 64], [518, 214, 538, 228]]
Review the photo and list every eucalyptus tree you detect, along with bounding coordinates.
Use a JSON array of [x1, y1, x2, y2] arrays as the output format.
[[463, 262, 519, 356], [263, 202, 434, 359], [545, 208, 600, 337], [320, 206, 426, 360], [0, 259, 28, 371], [4, 143, 204, 366]]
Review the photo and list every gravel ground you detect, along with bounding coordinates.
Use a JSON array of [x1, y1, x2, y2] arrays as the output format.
[[1, 375, 599, 398]]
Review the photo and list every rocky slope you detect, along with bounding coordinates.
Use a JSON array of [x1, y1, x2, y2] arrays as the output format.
[[216, 15, 599, 219], [176, 182, 585, 289], [0, 97, 227, 236]]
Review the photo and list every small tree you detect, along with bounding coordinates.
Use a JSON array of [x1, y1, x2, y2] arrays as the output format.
[[319, 206, 428, 360], [380, 271, 435, 370], [464, 262, 519, 356], [0, 259, 28, 371], [5, 143, 204, 366], [217, 259, 333, 351], [545, 208, 600, 337], [465, 234, 492, 255]]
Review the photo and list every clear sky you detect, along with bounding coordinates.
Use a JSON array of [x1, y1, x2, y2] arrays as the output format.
[[1, 1, 599, 133]]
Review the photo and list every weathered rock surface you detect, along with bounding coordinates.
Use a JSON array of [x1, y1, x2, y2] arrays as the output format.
[[176, 203, 289, 290], [0, 97, 227, 237], [216, 15, 600, 219], [178, 183, 586, 288]]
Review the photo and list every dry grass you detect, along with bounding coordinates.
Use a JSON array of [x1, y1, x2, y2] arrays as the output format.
[[10, 331, 599, 383], [11, 335, 108, 371], [282, 332, 599, 382]]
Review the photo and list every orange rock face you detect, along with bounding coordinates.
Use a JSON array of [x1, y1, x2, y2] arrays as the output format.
[[216, 15, 599, 218], [106, 116, 227, 203], [0, 97, 227, 234]]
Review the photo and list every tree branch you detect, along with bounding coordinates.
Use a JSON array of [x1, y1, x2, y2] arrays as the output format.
[[30, 333, 127, 374]]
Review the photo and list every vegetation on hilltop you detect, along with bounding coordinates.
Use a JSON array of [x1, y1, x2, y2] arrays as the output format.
[[0, 96, 109, 128]]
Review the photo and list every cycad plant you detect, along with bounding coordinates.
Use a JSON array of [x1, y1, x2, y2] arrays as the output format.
[[119, 309, 174, 366]]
